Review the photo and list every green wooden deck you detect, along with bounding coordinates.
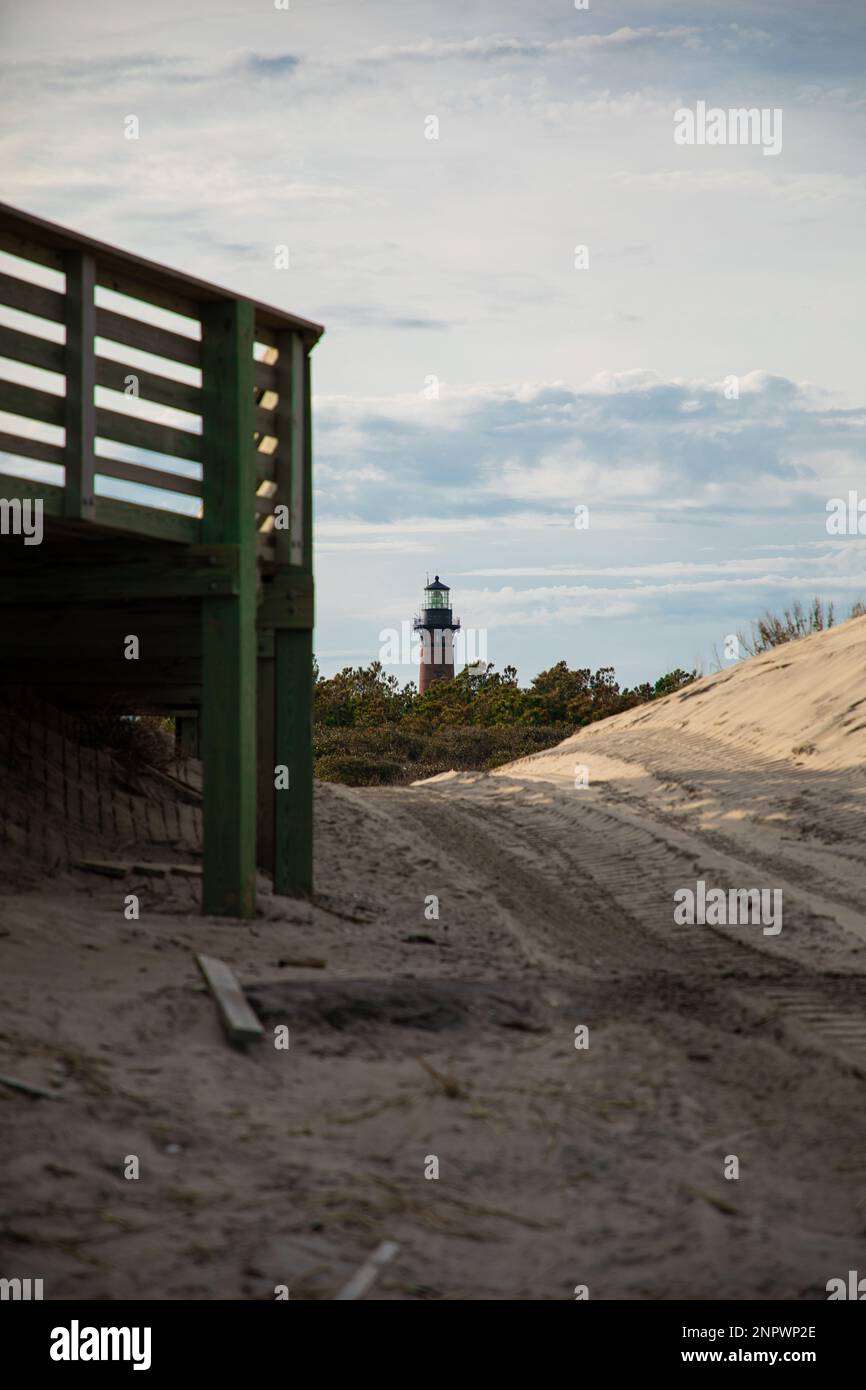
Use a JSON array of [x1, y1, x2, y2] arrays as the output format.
[[0, 202, 322, 915]]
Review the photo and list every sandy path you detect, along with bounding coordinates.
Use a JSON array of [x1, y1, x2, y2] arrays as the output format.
[[2, 620, 866, 1299]]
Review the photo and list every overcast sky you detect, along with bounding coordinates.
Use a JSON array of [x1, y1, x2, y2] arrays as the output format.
[[1, 0, 865, 684]]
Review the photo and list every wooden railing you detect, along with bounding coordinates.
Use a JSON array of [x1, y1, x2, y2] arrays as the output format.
[[0, 201, 322, 556], [0, 202, 322, 913]]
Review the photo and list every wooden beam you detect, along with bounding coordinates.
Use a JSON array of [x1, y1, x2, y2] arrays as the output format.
[[0, 473, 63, 516], [63, 251, 97, 522], [3, 683, 203, 711], [175, 714, 200, 758], [95, 357, 201, 415], [95, 406, 202, 462], [274, 627, 313, 895], [0, 324, 65, 374], [195, 953, 264, 1045], [0, 378, 65, 426], [0, 270, 64, 322], [257, 571, 314, 629], [0, 603, 201, 685], [290, 333, 306, 567], [92, 495, 200, 543], [95, 306, 201, 368], [0, 201, 325, 347], [0, 431, 65, 468], [271, 336, 314, 897], [256, 633, 275, 872], [95, 455, 201, 499], [200, 298, 257, 918], [0, 544, 239, 605]]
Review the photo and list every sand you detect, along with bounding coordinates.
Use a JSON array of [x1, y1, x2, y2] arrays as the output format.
[[2, 617, 866, 1300]]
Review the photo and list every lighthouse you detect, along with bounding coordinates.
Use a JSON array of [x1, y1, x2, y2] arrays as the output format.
[[413, 575, 461, 694]]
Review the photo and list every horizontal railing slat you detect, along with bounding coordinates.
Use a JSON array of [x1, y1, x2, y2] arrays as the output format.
[[0, 227, 65, 272], [0, 378, 64, 425], [95, 455, 201, 497], [96, 306, 201, 367], [0, 429, 65, 467], [95, 406, 202, 462], [96, 267, 201, 322], [0, 323, 65, 373], [95, 357, 201, 414], [0, 270, 65, 323]]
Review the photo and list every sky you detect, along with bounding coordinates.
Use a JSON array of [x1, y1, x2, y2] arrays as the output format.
[[1, 0, 864, 685]]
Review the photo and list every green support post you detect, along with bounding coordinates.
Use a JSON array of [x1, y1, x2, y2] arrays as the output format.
[[273, 332, 314, 896], [200, 299, 257, 917], [256, 629, 276, 872], [63, 251, 96, 523]]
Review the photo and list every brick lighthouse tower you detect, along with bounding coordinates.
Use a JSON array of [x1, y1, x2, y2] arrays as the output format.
[[413, 575, 460, 694]]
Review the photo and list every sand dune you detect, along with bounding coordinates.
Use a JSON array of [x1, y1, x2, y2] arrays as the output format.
[[2, 620, 866, 1299]]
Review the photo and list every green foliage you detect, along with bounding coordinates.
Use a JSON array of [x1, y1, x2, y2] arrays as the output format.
[[315, 723, 570, 785], [313, 658, 697, 785], [737, 596, 865, 655]]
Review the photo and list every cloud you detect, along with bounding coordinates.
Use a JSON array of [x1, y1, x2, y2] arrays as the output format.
[[358, 27, 703, 66], [314, 369, 864, 529]]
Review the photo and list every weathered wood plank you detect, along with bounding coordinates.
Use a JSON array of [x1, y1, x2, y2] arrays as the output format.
[[255, 359, 277, 393], [196, 953, 264, 1045], [95, 406, 202, 462], [175, 714, 200, 758], [0, 543, 238, 604], [0, 378, 64, 425], [0, 324, 65, 374], [254, 448, 277, 484], [255, 405, 277, 437], [0, 473, 64, 512], [271, 333, 314, 896], [334, 1241, 400, 1301], [95, 306, 201, 368], [274, 626, 313, 896], [95, 268, 201, 322], [256, 636, 275, 872], [95, 455, 201, 498], [7, 683, 203, 710], [0, 226, 65, 272], [0, 270, 65, 322], [93, 494, 200, 543], [0, 202, 324, 347], [257, 572, 314, 630], [200, 298, 257, 918], [0, 1073, 62, 1101], [63, 250, 97, 522], [0, 430, 65, 467], [96, 357, 201, 414]]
